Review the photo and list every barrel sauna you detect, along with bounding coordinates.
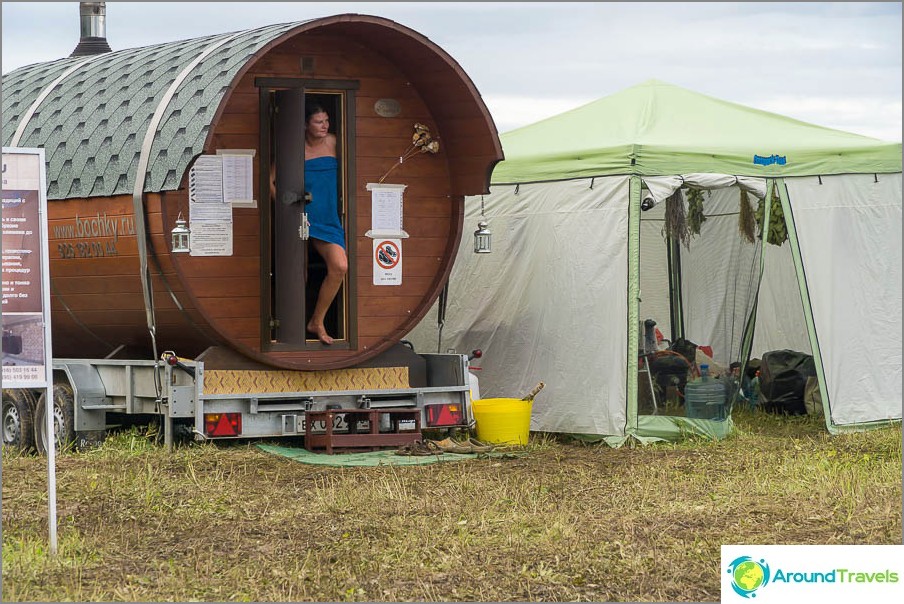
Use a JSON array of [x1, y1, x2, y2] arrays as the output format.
[[2, 14, 503, 371]]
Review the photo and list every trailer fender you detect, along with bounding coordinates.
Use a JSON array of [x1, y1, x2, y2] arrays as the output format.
[[53, 363, 108, 432]]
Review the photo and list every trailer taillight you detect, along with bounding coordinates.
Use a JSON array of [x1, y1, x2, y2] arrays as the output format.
[[425, 403, 464, 427], [204, 413, 242, 437]]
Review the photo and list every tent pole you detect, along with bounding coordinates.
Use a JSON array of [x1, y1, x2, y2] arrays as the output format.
[[626, 176, 642, 436], [776, 179, 833, 431], [666, 234, 684, 341]]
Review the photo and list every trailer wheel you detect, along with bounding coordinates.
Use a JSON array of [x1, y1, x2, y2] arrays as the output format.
[[2, 389, 36, 452], [34, 383, 76, 455]]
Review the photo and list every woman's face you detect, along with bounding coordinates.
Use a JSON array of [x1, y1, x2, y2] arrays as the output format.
[[306, 111, 330, 139]]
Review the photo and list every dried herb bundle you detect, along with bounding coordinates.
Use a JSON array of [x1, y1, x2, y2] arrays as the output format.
[[379, 123, 440, 183], [687, 188, 706, 235], [738, 189, 757, 243], [754, 186, 788, 246], [663, 189, 690, 249]]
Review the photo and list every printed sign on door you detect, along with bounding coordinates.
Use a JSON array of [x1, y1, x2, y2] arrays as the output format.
[[373, 239, 402, 285]]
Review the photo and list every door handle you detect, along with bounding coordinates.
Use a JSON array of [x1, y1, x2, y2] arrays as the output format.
[[281, 191, 313, 205]]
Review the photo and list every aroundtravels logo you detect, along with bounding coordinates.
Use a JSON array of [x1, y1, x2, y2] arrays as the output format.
[[727, 556, 771, 598], [723, 545, 903, 603], [725, 551, 901, 600]]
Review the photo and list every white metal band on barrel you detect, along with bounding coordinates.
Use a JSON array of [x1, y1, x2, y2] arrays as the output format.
[[131, 31, 244, 347], [9, 55, 101, 147]]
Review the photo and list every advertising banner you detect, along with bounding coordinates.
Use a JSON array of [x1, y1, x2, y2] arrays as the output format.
[[2, 147, 52, 388]]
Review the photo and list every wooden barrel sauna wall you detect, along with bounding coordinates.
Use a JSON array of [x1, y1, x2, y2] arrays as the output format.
[[2, 14, 503, 370]]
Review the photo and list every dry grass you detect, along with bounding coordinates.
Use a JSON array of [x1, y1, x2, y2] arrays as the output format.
[[2, 409, 901, 602]]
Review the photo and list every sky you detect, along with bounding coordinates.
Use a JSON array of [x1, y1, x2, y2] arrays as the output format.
[[1, 1, 901, 141]]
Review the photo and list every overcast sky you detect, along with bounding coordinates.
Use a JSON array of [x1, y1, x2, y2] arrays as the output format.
[[2, 2, 901, 140]]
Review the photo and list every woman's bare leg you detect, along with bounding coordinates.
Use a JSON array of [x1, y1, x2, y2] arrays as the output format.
[[306, 240, 348, 345]]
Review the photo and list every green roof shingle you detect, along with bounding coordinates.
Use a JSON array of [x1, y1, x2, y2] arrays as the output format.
[[3, 21, 298, 200]]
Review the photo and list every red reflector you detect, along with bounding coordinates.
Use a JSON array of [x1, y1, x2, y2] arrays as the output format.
[[204, 413, 242, 437], [425, 404, 464, 427]]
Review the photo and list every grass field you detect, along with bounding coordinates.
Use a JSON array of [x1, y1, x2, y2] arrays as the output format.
[[2, 408, 901, 602]]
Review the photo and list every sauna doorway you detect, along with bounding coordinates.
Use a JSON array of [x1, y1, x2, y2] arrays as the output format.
[[259, 80, 358, 350]]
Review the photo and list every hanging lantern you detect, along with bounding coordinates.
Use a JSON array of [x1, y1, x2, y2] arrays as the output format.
[[170, 213, 191, 253], [473, 195, 491, 254], [473, 220, 491, 254]]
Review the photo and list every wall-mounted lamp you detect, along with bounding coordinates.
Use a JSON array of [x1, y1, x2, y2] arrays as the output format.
[[473, 195, 492, 254], [171, 213, 190, 253]]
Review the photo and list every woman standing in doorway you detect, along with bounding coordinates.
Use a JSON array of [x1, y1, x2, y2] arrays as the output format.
[[303, 103, 347, 345]]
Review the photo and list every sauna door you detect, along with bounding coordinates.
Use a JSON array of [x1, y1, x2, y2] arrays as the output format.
[[273, 89, 308, 345], [263, 81, 357, 350]]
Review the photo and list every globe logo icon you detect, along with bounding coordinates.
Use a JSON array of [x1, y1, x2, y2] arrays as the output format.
[[727, 556, 770, 598]]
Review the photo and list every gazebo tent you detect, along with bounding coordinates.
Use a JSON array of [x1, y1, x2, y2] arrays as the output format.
[[406, 80, 902, 444]]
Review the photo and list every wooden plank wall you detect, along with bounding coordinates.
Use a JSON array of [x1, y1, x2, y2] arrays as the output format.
[[164, 32, 462, 369], [46, 190, 226, 358]]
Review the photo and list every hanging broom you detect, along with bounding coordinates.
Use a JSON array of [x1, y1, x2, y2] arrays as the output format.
[[663, 189, 691, 249], [754, 187, 788, 246], [738, 189, 756, 243], [686, 188, 706, 236]]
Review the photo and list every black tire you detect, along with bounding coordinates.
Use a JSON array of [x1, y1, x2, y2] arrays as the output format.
[[2, 388, 36, 452], [34, 383, 76, 455]]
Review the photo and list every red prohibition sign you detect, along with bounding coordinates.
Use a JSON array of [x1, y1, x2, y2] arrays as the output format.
[[375, 240, 401, 269]]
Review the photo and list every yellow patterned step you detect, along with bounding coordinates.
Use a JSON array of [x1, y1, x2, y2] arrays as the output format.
[[203, 367, 410, 396]]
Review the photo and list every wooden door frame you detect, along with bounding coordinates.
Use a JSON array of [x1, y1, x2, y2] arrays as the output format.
[[256, 77, 359, 352]]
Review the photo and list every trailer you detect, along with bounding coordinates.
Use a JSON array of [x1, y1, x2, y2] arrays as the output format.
[[1, 8, 501, 453], [6, 347, 476, 453]]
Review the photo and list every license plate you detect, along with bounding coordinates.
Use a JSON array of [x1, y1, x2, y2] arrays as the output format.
[[301, 414, 370, 433], [397, 419, 417, 431]]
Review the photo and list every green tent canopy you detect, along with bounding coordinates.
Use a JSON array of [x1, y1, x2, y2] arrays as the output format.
[[493, 79, 902, 183]]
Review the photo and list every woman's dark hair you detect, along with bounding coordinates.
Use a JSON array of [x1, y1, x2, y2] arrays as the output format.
[[305, 102, 329, 123]]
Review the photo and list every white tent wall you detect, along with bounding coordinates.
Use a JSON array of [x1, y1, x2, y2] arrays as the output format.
[[405, 177, 632, 437], [752, 241, 812, 358], [783, 173, 903, 426]]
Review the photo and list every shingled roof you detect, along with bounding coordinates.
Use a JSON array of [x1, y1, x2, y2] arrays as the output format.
[[2, 21, 299, 200]]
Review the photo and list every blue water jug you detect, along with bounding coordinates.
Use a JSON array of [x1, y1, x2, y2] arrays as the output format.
[[685, 364, 727, 420]]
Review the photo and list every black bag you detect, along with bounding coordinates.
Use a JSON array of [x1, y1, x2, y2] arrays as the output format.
[[759, 350, 816, 415], [669, 338, 698, 367], [649, 352, 691, 400]]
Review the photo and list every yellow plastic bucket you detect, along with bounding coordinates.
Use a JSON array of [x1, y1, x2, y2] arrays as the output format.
[[472, 397, 532, 445]]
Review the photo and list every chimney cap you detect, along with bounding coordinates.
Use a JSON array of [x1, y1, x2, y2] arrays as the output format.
[[70, 1, 111, 57]]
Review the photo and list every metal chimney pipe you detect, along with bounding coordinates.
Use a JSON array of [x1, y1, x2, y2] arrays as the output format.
[[80, 2, 106, 38], [70, 2, 112, 57]]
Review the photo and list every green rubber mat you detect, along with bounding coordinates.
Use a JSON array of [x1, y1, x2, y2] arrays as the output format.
[[257, 443, 511, 466]]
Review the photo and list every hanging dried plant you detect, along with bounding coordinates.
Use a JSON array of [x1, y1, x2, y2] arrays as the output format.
[[378, 123, 441, 183], [738, 189, 757, 243], [663, 188, 691, 249], [687, 188, 706, 235], [754, 186, 788, 246]]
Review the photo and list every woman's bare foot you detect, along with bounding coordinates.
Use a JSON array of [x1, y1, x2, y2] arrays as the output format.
[[307, 322, 334, 345]]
